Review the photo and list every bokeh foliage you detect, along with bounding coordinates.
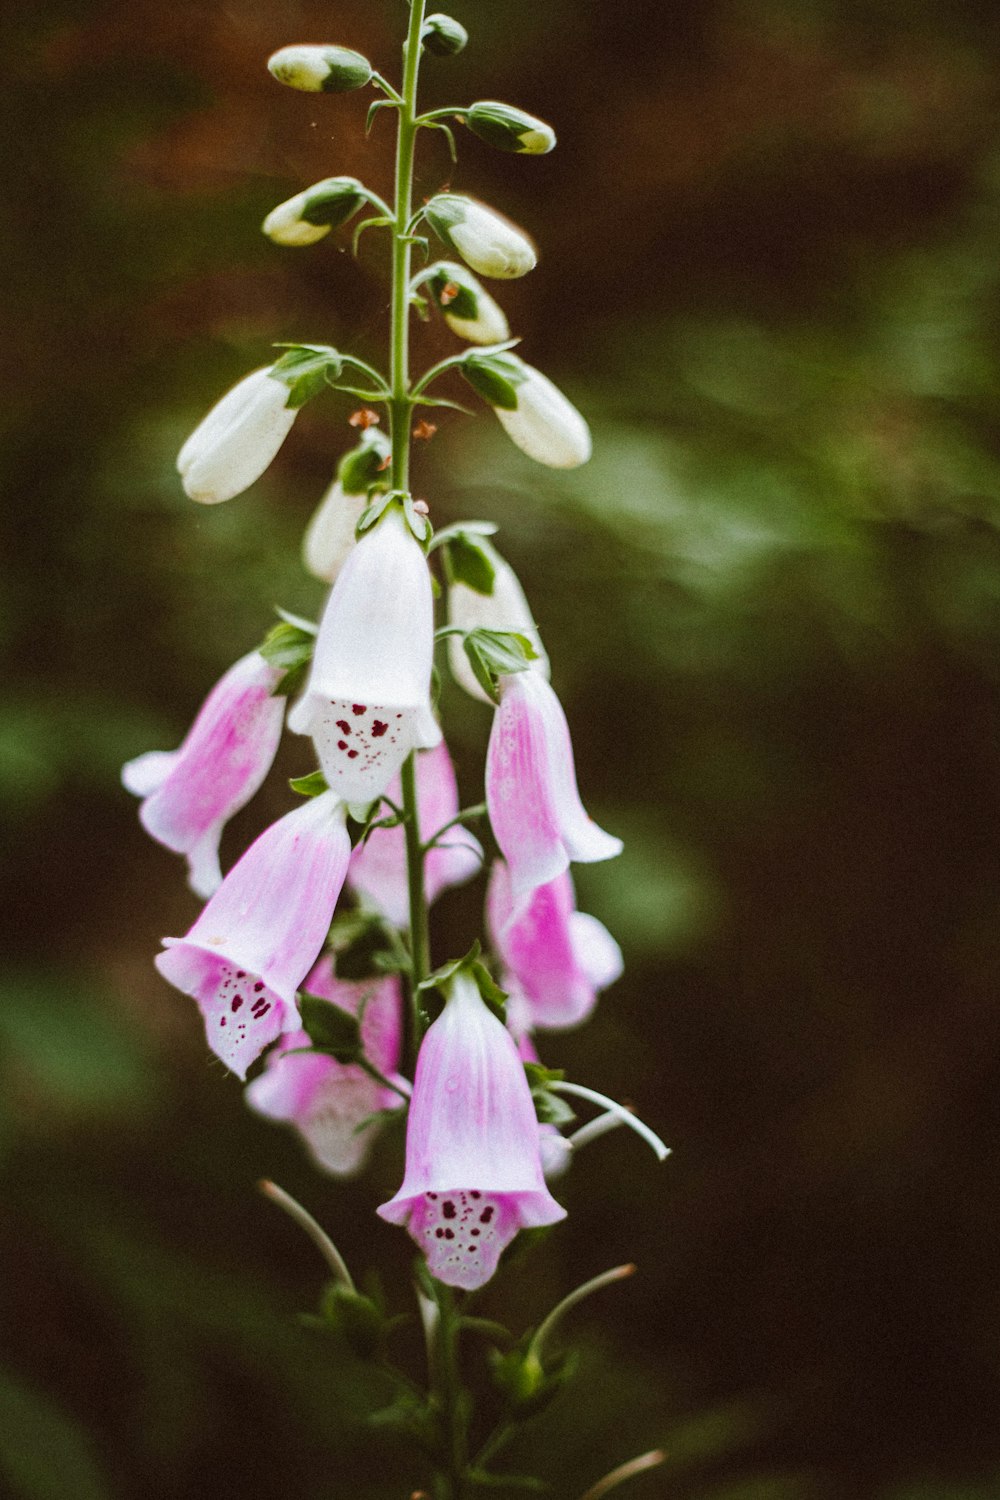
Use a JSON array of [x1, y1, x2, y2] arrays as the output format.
[[3, 0, 1000, 1495]]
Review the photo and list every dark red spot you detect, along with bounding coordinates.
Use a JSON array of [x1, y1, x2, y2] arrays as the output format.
[[444, 1229, 454, 1240], [372, 720, 388, 738], [236, 971, 246, 979], [336, 720, 351, 734], [470, 1191, 481, 1199], [231, 997, 243, 1012], [348, 750, 358, 759], [427, 1192, 438, 1200], [480, 1207, 494, 1224], [338, 740, 347, 751], [442, 1201, 456, 1220], [435, 1228, 444, 1239], [254, 982, 264, 993], [352, 705, 367, 715], [220, 1018, 227, 1026], [471, 1228, 480, 1237], [251, 999, 271, 1018]]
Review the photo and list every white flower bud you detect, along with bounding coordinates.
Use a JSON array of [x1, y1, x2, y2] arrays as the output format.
[[262, 177, 367, 247], [466, 101, 556, 156], [462, 353, 591, 469], [447, 540, 549, 703], [427, 261, 510, 345], [177, 368, 297, 504], [425, 195, 536, 280], [267, 44, 372, 94], [302, 480, 367, 583]]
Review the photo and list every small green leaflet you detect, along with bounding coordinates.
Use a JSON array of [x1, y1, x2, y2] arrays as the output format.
[[444, 532, 496, 595], [289, 770, 328, 798], [259, 619, 315, 697], [462, 628, 538, 704], [298, 991, 362, 1064], [270, 344, 344, 408]]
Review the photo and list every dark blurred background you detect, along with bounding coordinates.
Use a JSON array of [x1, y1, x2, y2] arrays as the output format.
[[3, 0, 1000, 1496]]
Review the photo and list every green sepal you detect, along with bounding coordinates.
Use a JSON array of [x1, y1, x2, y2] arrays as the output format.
[[465, 101, 556, 155], [524, 1063, 575, 1127], [270, 344, 343, 408], [429, 519, 498, 550], [443, 532, 496, 595], [489, 1344, 572, 1416], [298, 991, 363, 1064], [428, 265, 479, 322], [338, 427, 392, 494], [289, 770, 329, 798], [403, 493, 432, 545], [259, 619, 315, 697], [356, 490, 401, 536], [418, 943, 506, 1021], [300, 177, 368, 229], [422, 13, 469, 55], [462, 627, 538, 704], [318, 47, 373, 93], [319, 1283, 384, 1358]]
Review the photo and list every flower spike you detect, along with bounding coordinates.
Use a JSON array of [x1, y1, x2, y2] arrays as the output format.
[[122, 650, 285, 899], [155, 790, 351, 1078], [378, 970, 565, 1290]]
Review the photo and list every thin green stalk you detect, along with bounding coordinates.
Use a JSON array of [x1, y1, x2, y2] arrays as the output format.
[[389, 0, 427, 489], [432, 1282, 468, 1499], [401, 750, 431, 1044]]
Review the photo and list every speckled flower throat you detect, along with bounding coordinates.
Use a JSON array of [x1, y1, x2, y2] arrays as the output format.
[[125, 5, 667, 1495]]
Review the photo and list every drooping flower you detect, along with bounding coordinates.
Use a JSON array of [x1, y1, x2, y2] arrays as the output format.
[[288, 506, 441, 801], [121, 651, 285, 899], [421, 13, 468, 55], [446, 538, 549, 703], [465, 100, 556, 155], [377, 972, 565, 1290], [177, 367, 297, 505], [267, 44, 373, 93], [487, 860, 622, 1030], [349, 740, 482, 927], [485, 669, 622, 905], [426, 261, 510, 345], [462, 352, 591, 468], [245, 958, 403, 1175], [424, 194, 536, 279], [302, 480, 368, 583], [155, 790, 351, 1079]]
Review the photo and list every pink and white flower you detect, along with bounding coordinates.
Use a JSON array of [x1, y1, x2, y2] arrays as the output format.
[[485, 670, 622, 907], [378, 972, 565, 1290], [288, 507, 441, 801], [155, 790, 351, 1079], [122, 651, 285, 899], [487, 860, 622, 1031], [349, 740, 482, 927], [245, 958, 403, 1175]]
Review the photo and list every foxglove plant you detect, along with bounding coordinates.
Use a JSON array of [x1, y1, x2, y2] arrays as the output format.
[[128, 6, 668, 1495]]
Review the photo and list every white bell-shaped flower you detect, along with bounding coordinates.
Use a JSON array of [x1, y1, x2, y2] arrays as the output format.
[[288, 506, 441, 801], [463, 353, 591, 469], [425, 195, 536, 280]]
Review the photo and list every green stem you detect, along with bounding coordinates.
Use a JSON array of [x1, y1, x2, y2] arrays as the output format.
[[389, 0, 427, 489], [432, 1282, 468, 1499], [401, 749, 430, 1056]]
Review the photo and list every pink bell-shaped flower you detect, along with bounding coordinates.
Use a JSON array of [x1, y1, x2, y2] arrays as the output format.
[[245, 958, 403, 1175], [377, 971, 565, 1290], [349, 740, 482, 927], [288, 506, 441, 801], [485, 670, 622, 907], [155, 790, 351, 1079], [487, 860, 622, 1031], [122, 651, 285, 899]]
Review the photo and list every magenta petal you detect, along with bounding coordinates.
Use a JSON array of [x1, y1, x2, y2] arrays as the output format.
[[123, 651, 285, 899], [155, 791, 351, 1077], [485, 673, 569, 901], [378, 974, 564, 1288]]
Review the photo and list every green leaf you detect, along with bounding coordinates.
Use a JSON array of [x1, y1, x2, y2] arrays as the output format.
[[524, 1064, 574, 1126], [461, 351, 528, 410], [298, 992, 363, 1064], [289, 770, 328, 798], [269, 344, 343, 408], [328, 910, 401, 982], [444, 532, 496, 595], [259, 620, 315, 698], [338, 428, 392, 494], [319, 1284, 384, 1358], [462, 628, 539, 703]]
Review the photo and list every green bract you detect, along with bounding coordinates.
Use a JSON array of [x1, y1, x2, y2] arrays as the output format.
[[267, 44, 373, 93], [460, 350, 529, 410], [337, 427, 392, 494], [421, 12, 468, 55], [466, 100, 556, 155]]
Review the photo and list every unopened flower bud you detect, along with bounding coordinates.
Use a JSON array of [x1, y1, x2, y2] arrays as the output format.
[[263, 177, 368, 247], [177, 367, 297, 504], [425, 195, 536, 280], [427, 261, 510, 345], [462, 353, 591, 468], [466, 101, 556, 156], [268, 44, 373, 94], [422, 13, 468, 56]]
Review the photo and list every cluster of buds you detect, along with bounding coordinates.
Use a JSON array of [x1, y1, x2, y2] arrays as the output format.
[[127, 15, 666, 1460]]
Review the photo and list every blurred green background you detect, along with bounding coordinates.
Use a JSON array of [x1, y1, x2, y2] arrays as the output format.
[[4, 0, 1000, 1495]]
